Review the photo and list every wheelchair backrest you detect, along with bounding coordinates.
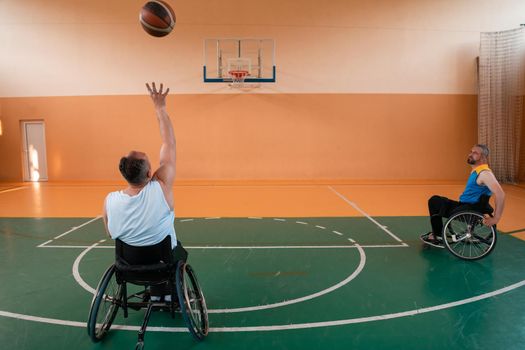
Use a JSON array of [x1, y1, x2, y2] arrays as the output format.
[[115, 235, 174, 285], [477, 194, 494, 215]]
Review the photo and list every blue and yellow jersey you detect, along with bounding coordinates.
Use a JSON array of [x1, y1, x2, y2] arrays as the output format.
[[459, 164, 492, 204]]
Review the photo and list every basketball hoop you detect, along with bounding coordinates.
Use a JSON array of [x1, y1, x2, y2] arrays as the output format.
[[228, 70, 249, 88]]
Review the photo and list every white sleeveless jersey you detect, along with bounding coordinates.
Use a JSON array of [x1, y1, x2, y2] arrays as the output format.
[[105, 180, 177, 248]]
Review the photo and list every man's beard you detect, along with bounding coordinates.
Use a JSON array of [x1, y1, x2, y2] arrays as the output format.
[[467, 157, 476, 165]]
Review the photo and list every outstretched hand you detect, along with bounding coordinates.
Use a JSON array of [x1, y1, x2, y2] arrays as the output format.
[[146, 82, 169, 110]]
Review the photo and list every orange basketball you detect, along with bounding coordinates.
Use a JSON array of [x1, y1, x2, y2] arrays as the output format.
[[139, 1, 176, 37]]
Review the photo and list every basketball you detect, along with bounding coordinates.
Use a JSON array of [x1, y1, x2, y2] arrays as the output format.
[[139, 1, 176, 37]]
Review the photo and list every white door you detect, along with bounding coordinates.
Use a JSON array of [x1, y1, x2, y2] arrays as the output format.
[[21, 121, 48, 181]]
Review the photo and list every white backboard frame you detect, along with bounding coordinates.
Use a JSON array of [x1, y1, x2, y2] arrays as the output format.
[[203, 38, 276, 83]]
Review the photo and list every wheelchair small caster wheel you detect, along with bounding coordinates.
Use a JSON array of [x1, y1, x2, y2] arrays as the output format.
[[135, 341, 144, 350]]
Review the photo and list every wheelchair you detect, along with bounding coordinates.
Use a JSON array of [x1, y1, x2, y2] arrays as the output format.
[[442, 195, 497, 260], [87, 236, 208, 350]]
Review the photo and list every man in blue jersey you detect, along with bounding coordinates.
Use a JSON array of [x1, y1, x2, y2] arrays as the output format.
[[421, 144, 505, 248], [103, 82, 186, 299]]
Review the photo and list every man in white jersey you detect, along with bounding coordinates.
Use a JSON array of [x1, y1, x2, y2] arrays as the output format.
[[103, 82, 186, 297]]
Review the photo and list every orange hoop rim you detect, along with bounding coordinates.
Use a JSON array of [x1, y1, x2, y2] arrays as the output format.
[[228, 70, 249, 79]]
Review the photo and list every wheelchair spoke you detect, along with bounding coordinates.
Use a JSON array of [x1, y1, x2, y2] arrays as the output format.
[[472, 234, 492, 245], [184, 276, 202, 325], [449, 239, 464, 252], [472, 241, 486, 255]]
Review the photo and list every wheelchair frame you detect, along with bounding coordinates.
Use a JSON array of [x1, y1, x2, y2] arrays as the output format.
[[87, 239, 208, 350]]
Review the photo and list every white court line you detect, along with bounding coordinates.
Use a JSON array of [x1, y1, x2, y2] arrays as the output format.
[[208, 244, 366, 313], [210, 278, 525, 331], [37, 240, 54, 248], [37, 216, 409, 250], [357, 244, 408, 248], [186, 245, 360, 249], [39, 245, 114, 249], [0, 186, 27, 194], [2, 278, 525, 332], [185, 245, 407, 249], [37, 216, 102, 248], [328, 186, 404, 243], [72, 241, 104, 295], [0, 310, 86, 328], [53, 216, 102, 240], [39, 244, 409, 249]]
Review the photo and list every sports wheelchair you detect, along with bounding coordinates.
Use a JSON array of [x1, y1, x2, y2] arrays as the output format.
[[442, 195, 497, 260], [87, 236, 208, 350]]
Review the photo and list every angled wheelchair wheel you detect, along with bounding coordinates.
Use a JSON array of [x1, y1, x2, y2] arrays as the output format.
[[87, 264, 123, 342], [176, 262, 209, 340], [443, 211, 497, 260]]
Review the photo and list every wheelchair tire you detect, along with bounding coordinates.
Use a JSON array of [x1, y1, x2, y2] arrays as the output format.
[[87, 264, 123, 342], [443, 211, 497, 260], [176, 261, 209, 340]]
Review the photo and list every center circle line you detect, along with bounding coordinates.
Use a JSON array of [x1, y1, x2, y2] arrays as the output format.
[[1, 278, 524, 332], [72, 243, 366, 314]]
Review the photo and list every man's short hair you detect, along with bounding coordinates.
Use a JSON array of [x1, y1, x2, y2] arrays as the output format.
[[119, 155, 149, 185], [475, 144, 490, 158]]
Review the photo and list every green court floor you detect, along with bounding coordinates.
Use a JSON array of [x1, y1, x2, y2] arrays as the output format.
[[1, 216, 525, 350]]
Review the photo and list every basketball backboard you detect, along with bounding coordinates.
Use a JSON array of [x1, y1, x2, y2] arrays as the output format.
[[203, 38, 276, 83]]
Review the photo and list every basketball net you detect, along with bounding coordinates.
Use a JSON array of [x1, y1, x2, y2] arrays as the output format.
[[228, 70, 249, 89]]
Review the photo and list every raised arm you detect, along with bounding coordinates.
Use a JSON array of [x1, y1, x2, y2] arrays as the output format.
[[478, 171, 506, 226], [146, 82, 176, 208]]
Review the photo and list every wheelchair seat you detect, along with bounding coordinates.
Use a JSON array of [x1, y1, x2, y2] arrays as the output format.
[[87, 235, 208, 350], [449, 194, 494, 217]]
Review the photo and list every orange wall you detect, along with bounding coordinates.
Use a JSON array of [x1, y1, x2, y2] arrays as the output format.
[[0, 93, 477, 182]]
